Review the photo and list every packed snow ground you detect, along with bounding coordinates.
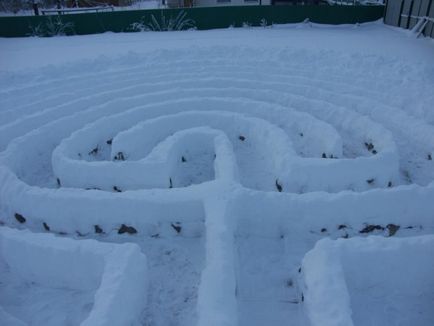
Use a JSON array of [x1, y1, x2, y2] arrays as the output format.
[[0, 21, 434, 326], [302, 235, 434, 326], [0, 227, 148, 326]]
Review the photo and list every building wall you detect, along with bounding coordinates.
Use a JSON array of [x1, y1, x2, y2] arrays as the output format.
[[194, 0, 271, 7], [66, 0, 133, 7]]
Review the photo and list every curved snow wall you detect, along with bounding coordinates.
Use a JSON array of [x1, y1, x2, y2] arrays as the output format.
[[0, 5, 384, 37]]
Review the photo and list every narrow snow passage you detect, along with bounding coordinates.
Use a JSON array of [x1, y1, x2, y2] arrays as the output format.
[[235, 235, 302, 326], [139, 237, 204, 326], [93, 234, 205, 326]]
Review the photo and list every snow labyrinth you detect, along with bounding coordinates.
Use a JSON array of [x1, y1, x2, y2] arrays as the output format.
[[1, 41, 434, 326]]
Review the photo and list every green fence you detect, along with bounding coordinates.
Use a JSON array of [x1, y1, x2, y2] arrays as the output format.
[[0, 5, 385, 38]]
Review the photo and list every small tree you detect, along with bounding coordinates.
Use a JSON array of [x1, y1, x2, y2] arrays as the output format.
[[0, 0, 27, 13]]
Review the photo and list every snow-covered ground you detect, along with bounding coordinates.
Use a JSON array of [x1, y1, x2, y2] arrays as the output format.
[[0, 227, 147, 326], [0, 21, 434, 326], [302, 235, 434, 326]]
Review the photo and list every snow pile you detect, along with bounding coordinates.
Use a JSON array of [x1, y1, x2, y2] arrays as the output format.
[[0, 227, 148, 326], [301, 235, 434, 326]]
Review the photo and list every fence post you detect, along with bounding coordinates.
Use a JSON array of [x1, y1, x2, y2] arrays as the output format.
[[384, 0, 389, 23], [428, 0, 434, 36], [421, 0, 432, 36], [32, 2, 40, 16]]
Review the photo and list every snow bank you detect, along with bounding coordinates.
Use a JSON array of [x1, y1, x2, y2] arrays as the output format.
[[0, 166, 206, 235], [233, 182, 434, 237], [301, 235, 434, 326], [53, 126, 238, 190], [0, 227, 148, 326], [197, 199, 238, 326]]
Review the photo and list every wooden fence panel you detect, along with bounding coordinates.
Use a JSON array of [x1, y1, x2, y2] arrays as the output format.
[[384, 0, 434, 38], [400, 0, 413, 28], [384, 0, 404, 25], [409, 0, 423, 28]]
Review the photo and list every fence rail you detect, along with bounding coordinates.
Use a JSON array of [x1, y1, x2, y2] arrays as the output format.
[[384, 0, 434, 37], [0, 5, 384, 37], [41, 6, 115, 15]]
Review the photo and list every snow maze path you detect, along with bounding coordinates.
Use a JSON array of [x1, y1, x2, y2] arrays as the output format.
[[1, 48, 434, 326]]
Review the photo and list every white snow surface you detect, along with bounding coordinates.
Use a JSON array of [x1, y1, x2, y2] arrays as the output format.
[[0, 227, 148, 326], [302, 235, 434, 326], [0, 21, 434, 326]]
